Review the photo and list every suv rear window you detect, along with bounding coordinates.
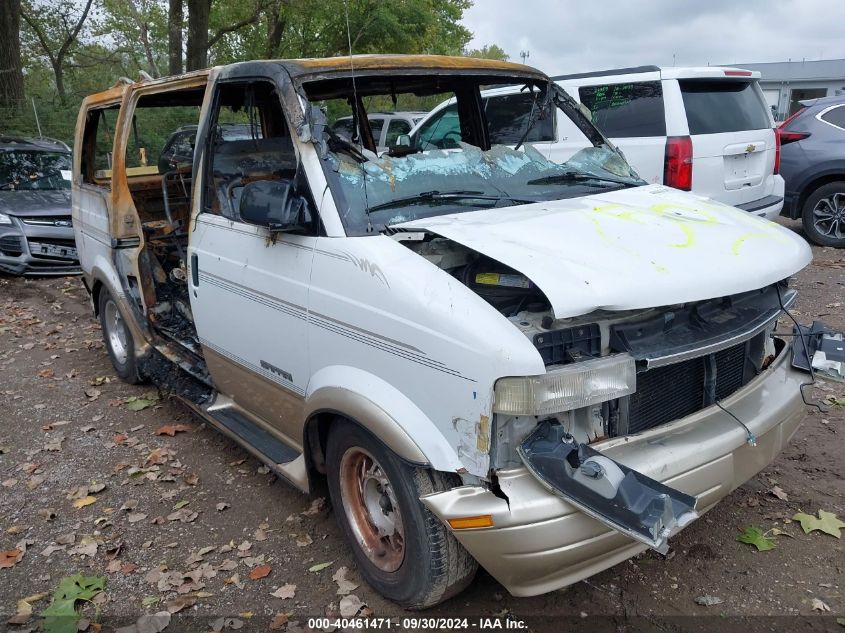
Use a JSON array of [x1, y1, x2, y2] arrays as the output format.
[[680, 80, 770, 134], [578, 82, 665, 138]]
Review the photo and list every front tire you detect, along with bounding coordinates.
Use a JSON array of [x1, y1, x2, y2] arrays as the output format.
[[326, 423, 477, 609], [98, 289, 142, 384], [801, 181, 845, 247]]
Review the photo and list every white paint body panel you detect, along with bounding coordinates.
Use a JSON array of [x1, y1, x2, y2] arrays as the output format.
[[397, 184, 811, 319]]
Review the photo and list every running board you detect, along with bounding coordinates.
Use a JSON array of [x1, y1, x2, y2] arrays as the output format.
[[207, 405, 300, 464], [184, 397, 309, 493]]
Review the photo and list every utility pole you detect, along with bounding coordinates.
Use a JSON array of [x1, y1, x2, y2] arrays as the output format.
[[520, 50, 530, 64]]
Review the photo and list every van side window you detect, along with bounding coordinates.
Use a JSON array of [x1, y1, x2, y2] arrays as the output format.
[[203, 81, 302, 222], [578, 82, 666, 138], [81, 107, 118, 184], [485, 93, 555, 144]]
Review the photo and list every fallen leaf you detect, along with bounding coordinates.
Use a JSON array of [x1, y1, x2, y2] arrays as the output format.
[[308, 560, 334, 572], [793, 510, 845, 538], [332, 566, 359, 595], [811, 598, 831, 612], [253, 528, 268, 541], [301, 497, 326, 516], [173, 500, 190, 510], [295, 534, 312, 547], [8, 591, 49, 625], [695, 595, 724, 606], [114, 611, 171, 633], [73, 496, 97, 509], [84, 388, 101, 401], [155, 424, 192, 437], [268, 613, 289, 630], [736, 526, 775, 551], [124, 393, 160, 412], [248, 565, 272, 581], [165, 595, 197, 613], [770, 486, 788, 501], [270, 584, 296, 600], [0, 549, 23, 568], [216, 503, 230, 512], [339, 594, 366, 617], [42, 574, 105, 633], [38, 368, 55, 378]]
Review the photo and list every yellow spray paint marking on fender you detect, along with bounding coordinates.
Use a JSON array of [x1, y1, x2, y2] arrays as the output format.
[[731, 232, 772, 255]]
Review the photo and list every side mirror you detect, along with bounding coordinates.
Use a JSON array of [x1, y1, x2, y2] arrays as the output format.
[[395, 134, 411, 147], [239, 180, 312, 233]]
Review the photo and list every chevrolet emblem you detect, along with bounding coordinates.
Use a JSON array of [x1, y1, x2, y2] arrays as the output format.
[[745, 144, 756, 153]]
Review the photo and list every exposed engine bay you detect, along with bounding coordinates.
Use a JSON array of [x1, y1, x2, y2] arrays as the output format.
[[396, 230, 792, 466]]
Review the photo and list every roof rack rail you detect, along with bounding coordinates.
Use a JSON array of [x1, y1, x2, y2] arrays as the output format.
[[552, 65, 661, 81]]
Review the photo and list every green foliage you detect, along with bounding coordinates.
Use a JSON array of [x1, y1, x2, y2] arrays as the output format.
[[465, 44, 509, 61], [736, 526, 776, 551], [793, 510, 845, 538], [41, 574, 105, 633], [10, 0, 495, 144]]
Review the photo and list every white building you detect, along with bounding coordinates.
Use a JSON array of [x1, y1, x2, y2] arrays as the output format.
[[734, 58, 845, 121]]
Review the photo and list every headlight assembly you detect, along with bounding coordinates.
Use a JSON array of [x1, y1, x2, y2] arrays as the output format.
[[493, 354, 636, 416]]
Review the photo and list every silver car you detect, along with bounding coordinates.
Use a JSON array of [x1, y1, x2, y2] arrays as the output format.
[[0, 137, 78, 275]]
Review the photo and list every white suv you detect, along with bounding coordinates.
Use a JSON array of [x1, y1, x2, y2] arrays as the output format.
[[557, 66, 784, 219], [411, 66, 784, 219]]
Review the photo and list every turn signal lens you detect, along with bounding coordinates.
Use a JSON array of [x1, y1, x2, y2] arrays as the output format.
[[448, 515, 494, 530]]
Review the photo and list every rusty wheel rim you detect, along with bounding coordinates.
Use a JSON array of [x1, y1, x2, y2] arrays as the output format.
[[338, 446, 405, 572]]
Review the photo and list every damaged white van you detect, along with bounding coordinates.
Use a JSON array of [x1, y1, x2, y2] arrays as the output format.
[[72, 56, 814, 608]]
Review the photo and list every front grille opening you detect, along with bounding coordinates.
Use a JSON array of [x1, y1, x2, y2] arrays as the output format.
[[619, 333, 765, 436]]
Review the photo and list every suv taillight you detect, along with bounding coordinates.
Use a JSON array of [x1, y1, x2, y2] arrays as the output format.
[[777, 108, 811, 150], [774, 127, 781, 175], [664, 136, 692, 190]]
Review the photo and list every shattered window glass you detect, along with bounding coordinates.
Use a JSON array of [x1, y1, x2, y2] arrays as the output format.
[[305, 76, 643, 236]]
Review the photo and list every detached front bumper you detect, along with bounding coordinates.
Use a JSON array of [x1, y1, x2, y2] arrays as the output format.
[[0, 217, 79, 276], [421, 344, 805, 597]]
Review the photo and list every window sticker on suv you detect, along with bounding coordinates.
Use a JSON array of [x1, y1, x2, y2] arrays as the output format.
[[579, 81, 666, 138]]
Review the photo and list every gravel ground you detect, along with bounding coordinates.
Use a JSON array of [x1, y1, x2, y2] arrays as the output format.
[[0, 218, 843, 633]]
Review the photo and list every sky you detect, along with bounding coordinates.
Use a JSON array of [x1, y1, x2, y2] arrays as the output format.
[[461, 0, 845, 74]]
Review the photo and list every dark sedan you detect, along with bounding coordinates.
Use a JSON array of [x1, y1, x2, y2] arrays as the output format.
[[778, 96, 845, 247], [0, 137, 79, 275]]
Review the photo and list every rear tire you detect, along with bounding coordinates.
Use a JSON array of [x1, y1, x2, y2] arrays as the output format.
[[801, 181, 845, 247], [325, 423, 477, 609], [98, 289, 143, 384]]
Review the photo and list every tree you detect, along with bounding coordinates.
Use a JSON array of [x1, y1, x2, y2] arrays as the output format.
[[168, 0, 183, 75], [20, 0, 94, 102], [185, 0, 209, 71], [0, 0, 25, 109], [465, 44, 509, 61]]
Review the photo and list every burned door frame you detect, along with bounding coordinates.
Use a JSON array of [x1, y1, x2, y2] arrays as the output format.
[[187, 70, 320, 449]]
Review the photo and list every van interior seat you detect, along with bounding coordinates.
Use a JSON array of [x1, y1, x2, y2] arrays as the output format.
[[212, 136, 297, 219]]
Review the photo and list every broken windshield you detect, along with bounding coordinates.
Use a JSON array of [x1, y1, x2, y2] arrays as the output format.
[[304, 76, 644, 235]]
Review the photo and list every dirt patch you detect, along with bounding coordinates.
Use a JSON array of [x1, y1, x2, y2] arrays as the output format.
[[0, 219, 843, 632]]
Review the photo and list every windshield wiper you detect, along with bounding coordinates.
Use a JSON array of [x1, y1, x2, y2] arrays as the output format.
[[366, 190, 531, 214], [526, 172, 640, 188]]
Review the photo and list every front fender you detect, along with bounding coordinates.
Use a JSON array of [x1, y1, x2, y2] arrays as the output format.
[[304, 365, 464, 473]]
